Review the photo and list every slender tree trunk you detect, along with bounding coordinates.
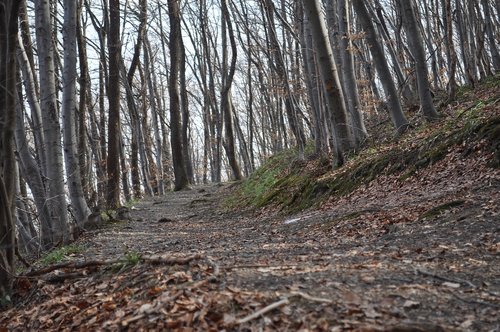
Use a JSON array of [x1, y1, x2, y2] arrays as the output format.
[[34, 0, 70, 243], [179, 32, 195, 184], [372, 1, 416, 102], [62, 0, 90, 225], [397, 0, 439, 120], [352, 0, 409, 133], [221, 0, 243, 180], [0, 0, 21, 298], [144, 38, 165, 195], [302, 0, 352, 166], [481, 0, 500, 72], [443, 0, 457, 100], [338, 0, 367, 146], [301, 12, 327, 155], [168, 0, 189, 190], [262, 0, 306, 159], [76, 0, 90, 203], [19, 0, 46, 172], [106, 0, 121, 208], [15, 86, 53, 249]]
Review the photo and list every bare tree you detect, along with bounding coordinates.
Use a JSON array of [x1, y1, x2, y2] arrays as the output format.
[[34, 0, 70, 243], [396, 0, 439, 120], [302, 0, 352, 166], [106, 0, 122, 207], [221, 0, 243, 180], [168, 0, 189, 190], [0, 0, 22, 299], [352, 0, 409, 133], [62, 0, 91, 225]]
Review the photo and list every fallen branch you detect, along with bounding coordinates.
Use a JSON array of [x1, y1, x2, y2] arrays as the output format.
[[24, 254, 205, 278], [236, 298, 290, 325], [45, 271, 88, 283], [222, 264, 299, 270], [141, 253, 203, 265], [416, 269, 477, 288], [235, 290, 334, 325], [25, 259, 121, 277], [289, 291, 333, 304]]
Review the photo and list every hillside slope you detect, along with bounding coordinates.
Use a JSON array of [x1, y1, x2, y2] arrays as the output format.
[[226, 76, 499, 215], [1, 78, 499, 331]]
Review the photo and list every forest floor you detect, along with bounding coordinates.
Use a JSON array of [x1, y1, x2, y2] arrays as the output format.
[[2, 84, 500, 331]]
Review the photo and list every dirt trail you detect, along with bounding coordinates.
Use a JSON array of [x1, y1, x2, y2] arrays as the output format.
[[81, 173, 498, 331], [3, 167, 499, 331]]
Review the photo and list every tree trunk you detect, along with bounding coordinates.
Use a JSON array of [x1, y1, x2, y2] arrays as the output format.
[[106, 0, 122, 208], [338, 0, 367, 146], [301, 15, 327, 155], [221, 0, 243, 180], [397, 0, 439, 120], [262, 0, 306, 159], [144, 37, 165, 195], [352, 0, 409, 133], [34, 0, 70, 243], [481, 0, 500, 72], [168, 0, 189, 191], [302, 0, 352, 166], [179, 31, 195, 184], [443, 0, 457, 100], [15, 85, 53, 249], [62, 0, 90, 225], [0, 0, 21, 299]]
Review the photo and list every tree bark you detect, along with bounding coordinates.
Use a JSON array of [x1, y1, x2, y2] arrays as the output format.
[[338, 0, 367, 146], [302, 0, 352, 166], [34, 0, 70, 243], [221, 0, 243, 180], [106, 0, 122, 208], [396, 0, 439, 120], [0, 0, 21, 299], [352, 0, 409, 133], [168, 0, 189, 190], [481, 0, 500, 72], [62, 0, 90, 225]]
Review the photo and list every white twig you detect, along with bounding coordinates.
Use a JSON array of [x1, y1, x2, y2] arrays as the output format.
[[290, 291, 333, 304], [236, 298, 290, 324]]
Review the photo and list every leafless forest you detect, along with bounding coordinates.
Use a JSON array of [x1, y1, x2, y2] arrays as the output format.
[[0, 0, 499, 303]]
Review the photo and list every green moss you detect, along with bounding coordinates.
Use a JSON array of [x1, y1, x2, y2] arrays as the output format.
[[224, 81, 500, 214], [420, 200, 466, 220], [40, 244, 85, 266]]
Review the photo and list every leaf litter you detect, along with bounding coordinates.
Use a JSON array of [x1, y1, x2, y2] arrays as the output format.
[[1, 86, 500, 331]]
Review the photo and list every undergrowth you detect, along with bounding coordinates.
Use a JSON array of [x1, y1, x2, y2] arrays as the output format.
[[225, 76, 499, 214], [40, 244, 85, 266]]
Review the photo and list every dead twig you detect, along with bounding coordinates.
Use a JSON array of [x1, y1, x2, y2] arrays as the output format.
[[25, 259, 121, 277], [44, 271, 88, 283], [289, 291, 333, 304], [25, 254, 204, 278], [416, 269, 477, 288], [236, 291, 333, 325], [236, 298, 290, 324], [222, 264, 299, 270], [141, 253, 203, 265]]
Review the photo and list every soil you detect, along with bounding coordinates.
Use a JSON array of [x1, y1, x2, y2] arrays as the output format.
[[2, 129, 499, 331]]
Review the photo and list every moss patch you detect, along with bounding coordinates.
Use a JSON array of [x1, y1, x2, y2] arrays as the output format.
[[40, 244, 85, 266], [225, 78, 499, 214], [419, 200, 466, 220]]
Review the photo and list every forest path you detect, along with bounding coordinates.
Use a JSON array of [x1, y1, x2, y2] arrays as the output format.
[[4, 168, 499, 331], [76, 174, 499, 331]]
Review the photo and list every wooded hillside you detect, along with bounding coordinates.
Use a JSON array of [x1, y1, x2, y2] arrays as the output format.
[[0, 0, 499, 312]]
